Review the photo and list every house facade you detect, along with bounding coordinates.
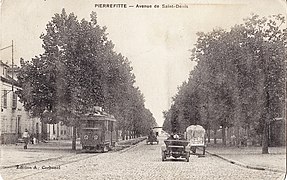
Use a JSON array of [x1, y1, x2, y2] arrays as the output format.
[[0, 60, 43, 144], [46, 123, 73, 140]]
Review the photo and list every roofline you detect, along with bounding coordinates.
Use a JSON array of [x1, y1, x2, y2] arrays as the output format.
[[0, 60, 10, 67], [1, 76, 21, 87]]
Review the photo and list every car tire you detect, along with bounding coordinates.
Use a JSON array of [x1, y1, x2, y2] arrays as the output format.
[[162, 152, 166, 161], [186, 152, 190, 162]]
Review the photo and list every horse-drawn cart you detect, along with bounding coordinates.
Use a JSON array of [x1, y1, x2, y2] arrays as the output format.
[[186, 125, 206, 155]]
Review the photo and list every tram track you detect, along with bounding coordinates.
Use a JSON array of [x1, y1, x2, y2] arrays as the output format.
[[1, 138, 145, 180], [2, 152, 102, 180]]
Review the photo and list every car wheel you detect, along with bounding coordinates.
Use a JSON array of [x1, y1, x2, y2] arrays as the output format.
[[102, 146, 109, 153], [186, 151, 190, 162], [162, 152, 166, 161]]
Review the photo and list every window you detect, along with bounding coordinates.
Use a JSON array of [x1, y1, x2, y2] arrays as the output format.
[[12, 92, 17, 109], [52, 124, 56, 134], [85, 121, 102, 128], [3, 90, 7, 108], [3, 67, 7, 77], [17, 116, 21, 137], [108, 121, 113, 131], [36, 123, 39, 133]]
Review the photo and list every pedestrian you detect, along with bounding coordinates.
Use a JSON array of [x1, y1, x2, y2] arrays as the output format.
[[22, 129, 30, 149]]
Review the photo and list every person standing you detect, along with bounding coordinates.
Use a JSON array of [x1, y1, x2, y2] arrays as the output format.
[[22, 129, 30, 149]]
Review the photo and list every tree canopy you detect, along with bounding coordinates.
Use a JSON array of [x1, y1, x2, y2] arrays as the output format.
[[163, 14, 286, 153], [16, 9, 156, 136]]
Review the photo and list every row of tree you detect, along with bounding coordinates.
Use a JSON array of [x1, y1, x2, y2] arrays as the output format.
[[163, 14, 286, 153], [16, 9, 157, 149]]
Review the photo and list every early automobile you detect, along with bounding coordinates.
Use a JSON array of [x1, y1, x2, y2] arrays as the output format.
[[146, 132, 159, 145], [186, 125, 206, 155], [161, 137, 190, 162]]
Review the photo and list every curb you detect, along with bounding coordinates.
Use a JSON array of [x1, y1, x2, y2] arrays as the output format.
[[206, 150, 285, 173], [116, 137, 147, 153]]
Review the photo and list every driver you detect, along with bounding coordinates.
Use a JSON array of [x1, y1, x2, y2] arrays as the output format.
[[173, 133, 180, 139]]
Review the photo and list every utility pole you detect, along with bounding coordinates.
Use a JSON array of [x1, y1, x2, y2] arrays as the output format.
[[11, 40, 14, 91]]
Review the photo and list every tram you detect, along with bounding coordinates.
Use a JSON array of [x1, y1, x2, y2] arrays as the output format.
[[80, 111, 117, 152]]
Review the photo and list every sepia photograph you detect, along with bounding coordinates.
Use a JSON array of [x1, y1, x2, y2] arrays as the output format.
[[0, 0, 286, 179]]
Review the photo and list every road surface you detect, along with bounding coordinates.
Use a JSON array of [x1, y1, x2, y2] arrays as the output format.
[[0, 135, 284, 180]]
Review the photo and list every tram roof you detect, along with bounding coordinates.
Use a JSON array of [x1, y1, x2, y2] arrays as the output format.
[[81, 113, 116, 122], [81, 127, 101, 130]]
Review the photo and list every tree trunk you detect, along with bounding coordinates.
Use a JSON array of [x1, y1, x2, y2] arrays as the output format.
[[222, 125, 226, 146], [262, 120, 269, 154], [116, 130, 119, 142], [262, 50, 270, 154], [235, 126, 240, 147], [246, 125, 251, 147], [214, 129, 217, 144], [41, 122, 47, 141], [72, 126, 77, 150], [122, 130, 125, 140], [207, 127, 211, 143], [227, 127, 231, 146]]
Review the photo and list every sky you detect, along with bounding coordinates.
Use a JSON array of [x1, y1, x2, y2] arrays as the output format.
[[1, 0, 286, 126]]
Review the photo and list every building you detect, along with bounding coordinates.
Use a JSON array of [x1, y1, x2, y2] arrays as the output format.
[[0, 60, 42, 144], [152, 126, 163, 136], [46, 122, 73, 140]]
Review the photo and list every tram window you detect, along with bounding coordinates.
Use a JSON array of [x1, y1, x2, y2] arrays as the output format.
[[113, 122, 116, 131], [103, 121, 107, 131], [94, 122, 102, 128], [82, 120, 104, 129], [87, 121, 94, 128], [108, 121, 113, 131], [81, 122, 87, 128]]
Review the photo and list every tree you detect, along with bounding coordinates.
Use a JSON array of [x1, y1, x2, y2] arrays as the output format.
[[163, 14, 286, 153], [17, 9, 156, 149]]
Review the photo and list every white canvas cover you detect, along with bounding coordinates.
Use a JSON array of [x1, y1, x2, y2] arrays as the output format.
[[186, 125, 206, 145]]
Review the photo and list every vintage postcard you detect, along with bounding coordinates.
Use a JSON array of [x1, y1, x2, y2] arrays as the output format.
[[0, 0, 286, 179]]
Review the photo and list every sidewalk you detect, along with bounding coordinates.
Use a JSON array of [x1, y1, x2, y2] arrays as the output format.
[[0, 140, 81, 168], [0, 137, 146, 169], [206, 146, 286, 173]]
